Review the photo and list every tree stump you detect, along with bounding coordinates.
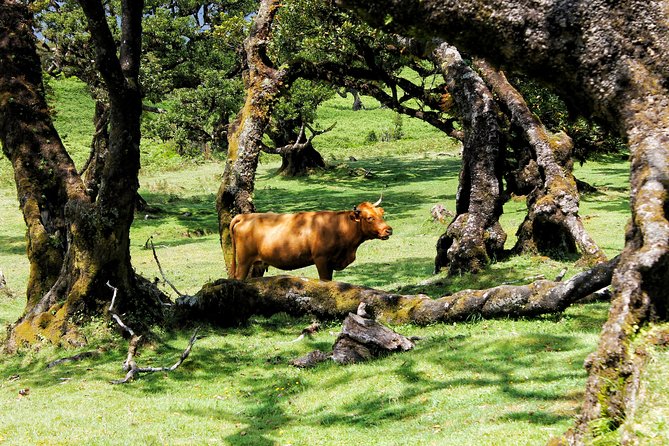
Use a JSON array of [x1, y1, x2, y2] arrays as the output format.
[[291, 311, 415, 367]]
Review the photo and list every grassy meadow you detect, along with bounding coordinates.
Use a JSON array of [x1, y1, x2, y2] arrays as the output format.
[[0, 77, 667, 445]]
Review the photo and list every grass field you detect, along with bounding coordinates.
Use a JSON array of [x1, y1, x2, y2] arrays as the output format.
[[0, 78, 666, 445]]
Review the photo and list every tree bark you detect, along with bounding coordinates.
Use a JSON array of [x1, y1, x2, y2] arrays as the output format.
[[335, 1, 669, 443], [475, 60, 606, 265], [175, 257, 618, 326], [431, 44, 506, 275], [0, 2, 82, 312], [1, 0, 164, 351], [79, 100, 110, 201], [331, 312, 415, 364], [216, 0, 292, 274]]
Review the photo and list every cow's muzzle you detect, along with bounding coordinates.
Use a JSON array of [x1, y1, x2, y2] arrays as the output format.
[[380, 227, 393, 240]]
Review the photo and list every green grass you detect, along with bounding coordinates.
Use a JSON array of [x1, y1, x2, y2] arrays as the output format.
[[0, 306, 609, 445], [0, 77, 660, 446]]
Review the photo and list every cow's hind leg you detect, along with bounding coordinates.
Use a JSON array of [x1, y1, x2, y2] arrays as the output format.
[[249, 262, 268, 278], [234, 258, 254, 280]]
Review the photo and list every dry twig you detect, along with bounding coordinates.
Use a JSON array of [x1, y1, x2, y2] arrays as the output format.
[[147, 236, 184, 298], [106, 282, 199, 384]]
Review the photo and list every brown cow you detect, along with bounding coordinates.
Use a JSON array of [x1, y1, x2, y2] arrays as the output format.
[[228, 197, 393, 280]]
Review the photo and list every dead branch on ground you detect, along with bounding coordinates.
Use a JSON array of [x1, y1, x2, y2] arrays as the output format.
[[106, 282, 198, 384]]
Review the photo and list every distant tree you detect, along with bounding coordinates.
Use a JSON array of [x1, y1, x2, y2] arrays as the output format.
[[263, 79, 334, 176]]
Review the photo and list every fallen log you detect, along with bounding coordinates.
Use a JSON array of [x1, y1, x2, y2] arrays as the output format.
[[175, 256, 619, 326]]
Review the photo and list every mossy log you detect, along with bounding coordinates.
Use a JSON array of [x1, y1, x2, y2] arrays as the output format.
[[175, 257, 618, 326]]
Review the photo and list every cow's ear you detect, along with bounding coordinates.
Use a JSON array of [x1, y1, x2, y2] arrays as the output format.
[[351, 207, 361, 221]]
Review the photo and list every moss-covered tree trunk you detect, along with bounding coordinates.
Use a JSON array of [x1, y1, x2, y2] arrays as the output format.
[[336, 0, 669, 443], [0, 1, 83, 311], [569, 82, 669, 444], [475, 60, 606, 265], [216, 0, 292, 274], [1, 0, 163, 351], [432, 44, 506, 275]]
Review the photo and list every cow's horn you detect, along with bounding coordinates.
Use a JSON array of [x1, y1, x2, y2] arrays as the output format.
[[372, 194, 383, 207]]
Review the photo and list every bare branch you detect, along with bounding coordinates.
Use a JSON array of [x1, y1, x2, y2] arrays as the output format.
[[148, 237, 184, 298], [106, 282, 198, 384]]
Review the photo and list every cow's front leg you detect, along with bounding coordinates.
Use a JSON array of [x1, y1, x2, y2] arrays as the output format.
[[314, 258, 333, 281]]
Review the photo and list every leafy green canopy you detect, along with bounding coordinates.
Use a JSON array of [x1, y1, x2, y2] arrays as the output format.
[[33, 0, 256, 156]]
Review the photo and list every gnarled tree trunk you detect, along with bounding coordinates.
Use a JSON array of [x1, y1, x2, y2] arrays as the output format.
[[1, 0, 163, 351], [432, 44, 506, 275], [336, 0, 669, 443], [0, 2, 79, 311], [216, 0, 292, 274], [475, 60, 606, 265]]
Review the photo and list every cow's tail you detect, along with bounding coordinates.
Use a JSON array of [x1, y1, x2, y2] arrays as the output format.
[[228, 215, 241, 279]]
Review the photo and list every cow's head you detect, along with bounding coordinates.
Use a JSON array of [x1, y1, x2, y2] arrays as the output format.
[[352, 196, 393, 240]]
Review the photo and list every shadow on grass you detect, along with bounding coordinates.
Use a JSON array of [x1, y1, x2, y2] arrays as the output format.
[[0, 234, 25, 256], [0, 302, 607, 445]]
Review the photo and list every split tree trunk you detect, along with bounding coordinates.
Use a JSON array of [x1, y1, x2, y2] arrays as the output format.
[[475, 60, 606, 265], [1, 1, 164, 351], [216, 0, 292, 274], [431, 44, 506, 275]]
